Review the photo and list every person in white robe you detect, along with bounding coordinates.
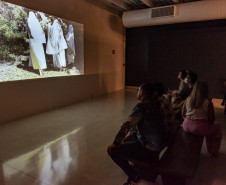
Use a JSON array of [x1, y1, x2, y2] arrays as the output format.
[[65, 25, 76, 64], [27, 11, 47, 76], [46, 17, 68, 68], [36, 12, 49, 32]]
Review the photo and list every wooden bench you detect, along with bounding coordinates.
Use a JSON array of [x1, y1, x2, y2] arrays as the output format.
[[126, 122, 204, 185]]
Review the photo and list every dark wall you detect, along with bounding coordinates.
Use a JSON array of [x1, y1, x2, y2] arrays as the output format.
[[126, 20, 226, 98]]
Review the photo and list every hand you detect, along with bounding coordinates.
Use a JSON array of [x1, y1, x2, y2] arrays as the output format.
[[122, 134, 134, 142], [107, 143, 116, 155]]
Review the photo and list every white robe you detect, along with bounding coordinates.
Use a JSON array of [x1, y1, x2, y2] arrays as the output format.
[[27, 11, 47, 69], [65, 25, 76, 64], [46, 20, 68, 68], [37, 12, 49, 31]]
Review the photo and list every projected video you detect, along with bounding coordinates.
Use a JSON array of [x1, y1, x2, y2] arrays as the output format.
[[0, 0, 84, 82]]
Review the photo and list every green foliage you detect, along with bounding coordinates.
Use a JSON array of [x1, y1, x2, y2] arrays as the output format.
[[0, 1, 29, 61]]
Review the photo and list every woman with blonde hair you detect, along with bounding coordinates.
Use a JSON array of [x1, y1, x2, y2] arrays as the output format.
[[182, 81, 222, 155]]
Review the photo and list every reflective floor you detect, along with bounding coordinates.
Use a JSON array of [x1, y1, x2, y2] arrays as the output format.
[[0, 89, 225, 185]]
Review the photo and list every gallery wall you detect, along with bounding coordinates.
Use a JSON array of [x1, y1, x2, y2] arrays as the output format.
[[0, 0, 125, 124], [126, 20, 226, 98]]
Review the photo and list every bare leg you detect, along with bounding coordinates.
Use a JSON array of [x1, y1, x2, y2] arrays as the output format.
[[39, 69, 43, 76]]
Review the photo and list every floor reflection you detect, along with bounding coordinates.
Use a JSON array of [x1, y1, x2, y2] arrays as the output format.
[[3, 128, 80, 185], [0, 91, 225, 185]]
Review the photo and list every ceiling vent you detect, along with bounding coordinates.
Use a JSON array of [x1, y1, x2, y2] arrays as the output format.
[[122, 0, 226, 28], [151, 5, 176, 18]]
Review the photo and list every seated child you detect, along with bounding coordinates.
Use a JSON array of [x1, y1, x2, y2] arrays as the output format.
[[107, 83, 168, 185], [182, 81, 222, 155]]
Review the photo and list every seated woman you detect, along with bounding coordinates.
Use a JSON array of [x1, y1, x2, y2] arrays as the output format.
[[168, 70, 188, 103], [182, 81, 222, 155]]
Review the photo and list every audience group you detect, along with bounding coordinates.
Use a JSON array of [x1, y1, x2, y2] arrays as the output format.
[[107, 69, 223, 185]]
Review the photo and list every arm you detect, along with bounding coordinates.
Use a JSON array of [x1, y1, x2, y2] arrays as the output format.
[[113, 121, 133, 144], [122, 133, 136, 142], [107, 121, 138, 155], [173, 81, 188, 97], [107, 105, 142, 155], [160, 97, 175, 126]]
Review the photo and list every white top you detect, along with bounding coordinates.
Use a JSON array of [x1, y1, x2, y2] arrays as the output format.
[[185, 97, 209, 120]]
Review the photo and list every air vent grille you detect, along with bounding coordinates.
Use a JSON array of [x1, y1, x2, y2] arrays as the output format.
[[151, 6, 175, 18]]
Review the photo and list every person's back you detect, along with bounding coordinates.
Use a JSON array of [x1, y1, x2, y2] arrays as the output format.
[[172, 71, 198, 121], [135, 99, 167, 152], [154, 82, 175, 138], [182, 81, 222, 155], [107, 82, 168, 185], [185, 96, 209, 120]]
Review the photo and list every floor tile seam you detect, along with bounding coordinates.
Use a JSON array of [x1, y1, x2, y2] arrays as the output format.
[[2, 163, 50, 185]]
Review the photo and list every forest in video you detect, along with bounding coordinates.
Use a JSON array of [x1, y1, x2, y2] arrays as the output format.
[[0, 1, 84, 82]]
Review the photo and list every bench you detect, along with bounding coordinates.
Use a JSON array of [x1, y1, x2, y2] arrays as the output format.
[[126, 122, 204, 185]]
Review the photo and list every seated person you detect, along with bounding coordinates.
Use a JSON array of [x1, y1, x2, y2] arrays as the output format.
[[172, 71, 198, 110], [172, 71, 198, 121], [182, 81, 222, 155], [154, 82, 175, 134], [107, 83, 168, 185], [168, 70, 188, 103], [183, 70, 197, 98]]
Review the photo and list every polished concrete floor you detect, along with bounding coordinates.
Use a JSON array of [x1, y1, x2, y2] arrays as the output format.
[[0, 89, 225, 185]]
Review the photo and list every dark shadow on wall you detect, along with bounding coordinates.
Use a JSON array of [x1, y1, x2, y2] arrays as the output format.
[[108, 14, 124, 34]]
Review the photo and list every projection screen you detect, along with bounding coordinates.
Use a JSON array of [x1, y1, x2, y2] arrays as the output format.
[[0, 0, 84, 82]]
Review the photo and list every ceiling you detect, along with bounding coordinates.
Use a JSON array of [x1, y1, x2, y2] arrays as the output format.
[[84, 0, 202, 15]]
